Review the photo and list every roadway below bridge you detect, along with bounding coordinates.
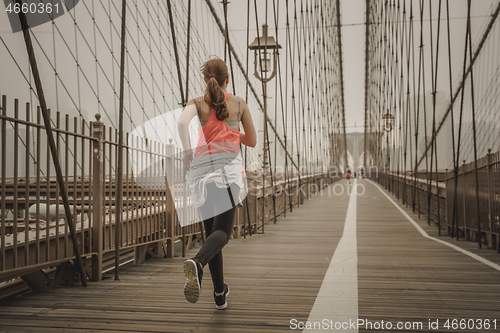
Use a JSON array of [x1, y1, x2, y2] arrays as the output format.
[[0, 179, 499, 332]]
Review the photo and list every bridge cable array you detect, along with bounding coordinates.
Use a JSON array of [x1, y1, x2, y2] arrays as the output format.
[[364, 0, 500, 250]]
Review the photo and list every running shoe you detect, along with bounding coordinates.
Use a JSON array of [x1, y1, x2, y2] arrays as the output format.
[[183, 258, 203, 303], [214, 284, 230, 310]]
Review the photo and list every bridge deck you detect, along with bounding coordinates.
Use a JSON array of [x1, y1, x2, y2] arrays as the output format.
[[1, 180, 499, 332]]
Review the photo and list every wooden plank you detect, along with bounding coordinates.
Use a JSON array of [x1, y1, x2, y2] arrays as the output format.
[[357, 179, 500, 332], [0, 183, 348, 332], [1, 179, 499, 333]]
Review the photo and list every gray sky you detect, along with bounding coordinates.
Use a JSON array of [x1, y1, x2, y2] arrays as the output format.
[[340, 0, 497, 134], [341, 0, 366, 133], [222, 0, 498, 135], [1, 0, 496, 139]]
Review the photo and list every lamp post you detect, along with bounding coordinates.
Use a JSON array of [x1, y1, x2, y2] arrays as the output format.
[[249, 24, 281, 230], [382, 112, 394, 173]]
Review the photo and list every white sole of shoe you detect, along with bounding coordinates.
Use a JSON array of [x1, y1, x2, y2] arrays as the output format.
[[215, 286, 230, 310], [183, 259, 200, 303], [215, 302, 227, 310]]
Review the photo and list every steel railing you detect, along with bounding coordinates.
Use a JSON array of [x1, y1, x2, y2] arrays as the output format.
[[373, 149, 500, 251], [0, 96, 337, 297]]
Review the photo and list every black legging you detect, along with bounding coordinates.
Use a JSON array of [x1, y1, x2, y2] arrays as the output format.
[[194, 183, 239, 293]]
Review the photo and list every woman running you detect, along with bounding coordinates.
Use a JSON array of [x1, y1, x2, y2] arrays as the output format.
[[177, 57, 257, 309]]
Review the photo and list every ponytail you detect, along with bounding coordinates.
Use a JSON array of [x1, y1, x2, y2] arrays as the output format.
[[206, 76, 228, 120], [201, 57, 229, 120]]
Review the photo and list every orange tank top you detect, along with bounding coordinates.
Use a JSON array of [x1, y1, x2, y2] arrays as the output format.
[[194, 92, 246, 177]]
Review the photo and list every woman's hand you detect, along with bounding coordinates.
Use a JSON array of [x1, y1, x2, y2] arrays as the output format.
[[183, 150, 193, 171], [178, 100, 198, 170], [239, 99, 257, 147]]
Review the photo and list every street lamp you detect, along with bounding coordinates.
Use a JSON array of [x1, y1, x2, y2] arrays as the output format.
[[249, 24, 281, 82], [249, 24, 281, 228], [382, 112, 394, 172]]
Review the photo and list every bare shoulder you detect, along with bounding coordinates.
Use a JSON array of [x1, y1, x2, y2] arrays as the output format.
[[228, 95, 249, 112], [188, 96, 203, 105], [235, 95, 248, 106]]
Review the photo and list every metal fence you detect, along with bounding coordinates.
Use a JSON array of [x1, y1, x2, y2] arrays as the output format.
[[445, 150, 500, 250], [375, 149, 500, 251], [0, 96, 336, 296], [1, 95, 97, 281], [377, 172, 447, 230]]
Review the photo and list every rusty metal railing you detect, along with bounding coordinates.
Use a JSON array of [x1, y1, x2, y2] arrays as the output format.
[[0, 96, 337, 297], [0, 97, 95, 281], [377, 172, 447, 231], [374, 149, 500, 251], [445, 150, 500, 251]]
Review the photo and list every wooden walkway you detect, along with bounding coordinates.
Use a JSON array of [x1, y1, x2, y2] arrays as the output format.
[[1, 179, 500, 332], [358, 180, 500, 332]]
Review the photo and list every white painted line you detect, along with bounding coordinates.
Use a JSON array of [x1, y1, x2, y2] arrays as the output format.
[[303, 180, 358, 332], [370, 180, 500, 272]]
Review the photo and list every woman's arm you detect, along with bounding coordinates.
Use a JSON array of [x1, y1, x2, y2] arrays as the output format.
[[177, 99, 198, 170], [239, 98, 257, 147]]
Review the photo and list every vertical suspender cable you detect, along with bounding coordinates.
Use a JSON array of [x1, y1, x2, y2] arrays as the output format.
[[285, 0, 293, 213], [336, 0, 348, 170], [289, 0, 301, 207], [408, 0, 415, 209], [272, 0, 289, 217], [297, 0, 307, 202], [252, 0, 266, 232], [397, 0, 405, 200], [243, 0, 252, 238], [404, 0, 412, 207], [262, 0, 277, 224], [410, 0, 420, 213], [15, 1, 87, 286], [166, 0, 187, 251], [400, 0, 405, 191], [384, 0, 389, 175], [223, 0, 228, 62], [114, 0, 128, 281], [185, 0, 192, 103], [303, 0, 311, 196], [427, 0, 435, 227], [364, 0, 370, 172], [446, 0, 458, 239], [222, 0, 237, 94], [380, 2, 387, 175], [244, 0, 252, 237], [296, 0, 303, 203], [416, 0, 428, 219], [428, 0, 442, 233], [418, 0, 430, 214], [167, 0, 185, 105], [454, 0, 471, 240], [434, 2, 442, 233], [466, 0, 482, 249], [389, 1, 397, 186]]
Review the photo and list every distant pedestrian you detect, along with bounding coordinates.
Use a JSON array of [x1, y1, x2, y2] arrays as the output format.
[[346, 168, 351, 184]]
